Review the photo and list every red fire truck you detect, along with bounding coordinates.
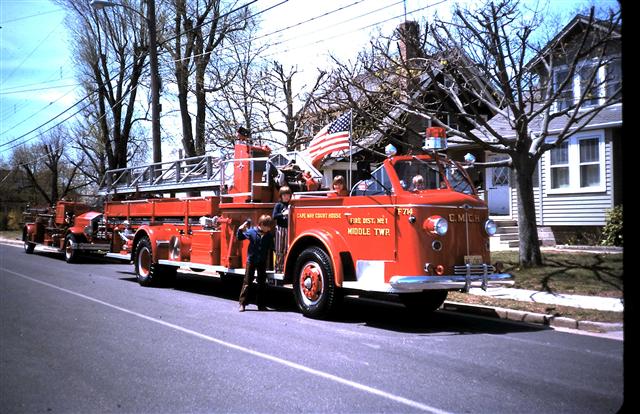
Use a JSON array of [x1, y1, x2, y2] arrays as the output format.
[[97, 128, 512, 318], [22, 201, 111, 262]]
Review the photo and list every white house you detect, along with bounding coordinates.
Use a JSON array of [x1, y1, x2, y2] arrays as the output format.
[[473, 15, 622, 243]]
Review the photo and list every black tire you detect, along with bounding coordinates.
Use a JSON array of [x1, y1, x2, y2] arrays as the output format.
[[293, 246, 340, 319], [24, 241, 35, 254], [134, 237, 157, 286], [64, 234, 78, 263], [134, 236, 177, 287], [23, 229, 35, 254], [400, 290, 448, 313]]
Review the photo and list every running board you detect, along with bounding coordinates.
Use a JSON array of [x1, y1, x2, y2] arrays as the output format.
[[157, 259, 285, 281]]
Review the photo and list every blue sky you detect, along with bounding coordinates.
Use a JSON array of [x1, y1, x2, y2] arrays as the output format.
[[0, 0, 620, 162]]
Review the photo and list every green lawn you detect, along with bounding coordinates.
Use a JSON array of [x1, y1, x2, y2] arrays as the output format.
[[492, 251, 623, 297], [0, 230, 21, 241], [448, 250, 625, 323]]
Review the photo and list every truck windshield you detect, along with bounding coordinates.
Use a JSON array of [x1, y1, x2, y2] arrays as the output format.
[[351, 164, 393, 196], [393, 158, 475, 195]]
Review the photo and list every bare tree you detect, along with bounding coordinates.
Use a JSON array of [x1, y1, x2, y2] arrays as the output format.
[[70, 99, 148, 185], [255, 62, 327, 151], [161, 0, 248, 157], [204, 17, 269, 150], [58, 0, 149, 171], [12, 126, 88, 206], [326, 0, 621, 267]]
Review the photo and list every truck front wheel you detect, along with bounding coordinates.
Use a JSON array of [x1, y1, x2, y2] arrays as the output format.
[[23, 229, 35, 254], [24, 241, 35, 254], [64, 234, 78, 263], [293, 246, 339, 319]]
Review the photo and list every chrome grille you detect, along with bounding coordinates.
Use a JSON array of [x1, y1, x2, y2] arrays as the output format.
[[454, 264, 496, 276]]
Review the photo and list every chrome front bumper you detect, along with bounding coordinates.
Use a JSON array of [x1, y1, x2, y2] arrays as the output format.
[[389, 273, 513, 292]]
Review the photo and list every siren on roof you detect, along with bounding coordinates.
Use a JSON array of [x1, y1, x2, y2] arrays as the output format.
[[423, 127, 447, 151], [385, 144, 397, 157]]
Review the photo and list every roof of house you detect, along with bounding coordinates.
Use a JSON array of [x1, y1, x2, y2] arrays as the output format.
[[468, 103, 622, 144], [526, 14, 622, 70]]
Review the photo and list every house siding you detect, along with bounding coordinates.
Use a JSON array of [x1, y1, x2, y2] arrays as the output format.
[[510, 129, 614, 226]]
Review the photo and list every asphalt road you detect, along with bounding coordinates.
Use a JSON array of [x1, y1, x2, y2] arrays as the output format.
[[0, 243, 624, 413]]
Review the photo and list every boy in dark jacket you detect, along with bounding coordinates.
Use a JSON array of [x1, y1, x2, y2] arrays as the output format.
[[237, 214, 274, 312], [272, 186, 291, 272]]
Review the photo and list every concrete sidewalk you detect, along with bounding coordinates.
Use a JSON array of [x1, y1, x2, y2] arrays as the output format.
[[468, 287, 623, 312]]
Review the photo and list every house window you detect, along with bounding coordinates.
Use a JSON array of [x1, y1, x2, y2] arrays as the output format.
[[554, 69, 573, 110], [546, 133, 605, 193], [550, 141, 570, 189], [552, 56, 620, 110], [578, 64, 600, 107], [579, 138, 601, 188], [606, 58, 621, 100]]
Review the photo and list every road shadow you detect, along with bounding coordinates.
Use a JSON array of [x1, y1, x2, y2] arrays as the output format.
[[29, 250, 129, 265], [332, 296, 548, 335], [115, 270, 546, 336]]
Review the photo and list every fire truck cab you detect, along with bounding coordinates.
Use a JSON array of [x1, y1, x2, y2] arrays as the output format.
[[98, 130, 512, 319]]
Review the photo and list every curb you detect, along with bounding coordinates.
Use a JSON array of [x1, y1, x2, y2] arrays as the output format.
[[0, 238, 23, 246], [442, 301, 623, 334], [546, 245, 623, 254]]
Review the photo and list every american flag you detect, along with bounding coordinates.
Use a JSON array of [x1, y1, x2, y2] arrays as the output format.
[[307, 111, 351, 167]]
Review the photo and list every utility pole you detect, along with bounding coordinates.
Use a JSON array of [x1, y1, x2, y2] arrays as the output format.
[[146, 0, 161, 165]]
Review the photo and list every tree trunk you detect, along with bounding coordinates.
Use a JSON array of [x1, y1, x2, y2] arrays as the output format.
[[177, 67, 196, 158], [514, 157, 543, 267], [195, 61, 207, 156]]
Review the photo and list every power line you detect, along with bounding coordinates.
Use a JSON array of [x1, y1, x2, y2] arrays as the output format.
[[0, 9, 63, 25], [0, 0, 277, 151], [0, 83, 81, 96], [262, 0, 448, 59], [0, 85, 138, 184], [0, 21, 64, 86], [1, 0, 434, 155], [0, 85, 81, 140], [0, 77, 76, 93], [248, 0, 370, 44], [263, 0, 405, 51]]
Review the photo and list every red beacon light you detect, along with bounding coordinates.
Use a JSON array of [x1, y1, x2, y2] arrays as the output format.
[[423, 127, 448, 151]]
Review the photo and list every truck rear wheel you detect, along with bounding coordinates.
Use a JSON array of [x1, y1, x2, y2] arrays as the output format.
[[24, 241, 35, 254], [135, 237, 158, 286], [134, 236, 176, 287], [293, 246, 339, 319], [400, 291, 448, 313], [64, 234, 78, 263]]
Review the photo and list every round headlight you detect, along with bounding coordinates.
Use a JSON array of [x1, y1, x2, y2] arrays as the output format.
[[485, 219, 497, 236], [424, 215, 448, 236]]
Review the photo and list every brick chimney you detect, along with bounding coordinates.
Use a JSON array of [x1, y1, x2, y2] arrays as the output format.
[[398, 21, 422, 64]]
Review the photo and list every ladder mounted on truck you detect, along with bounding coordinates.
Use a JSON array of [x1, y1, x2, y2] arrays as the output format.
[[97, 144, 323, 198], [97, 155, 226, 196]]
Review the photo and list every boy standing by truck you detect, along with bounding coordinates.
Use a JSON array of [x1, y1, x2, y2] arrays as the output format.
[[237, 214, 275, 312], [272, 186, 291, 272]]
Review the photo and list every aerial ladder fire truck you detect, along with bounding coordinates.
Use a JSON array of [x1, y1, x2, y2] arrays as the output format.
[[91, 127, 512, 318]]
